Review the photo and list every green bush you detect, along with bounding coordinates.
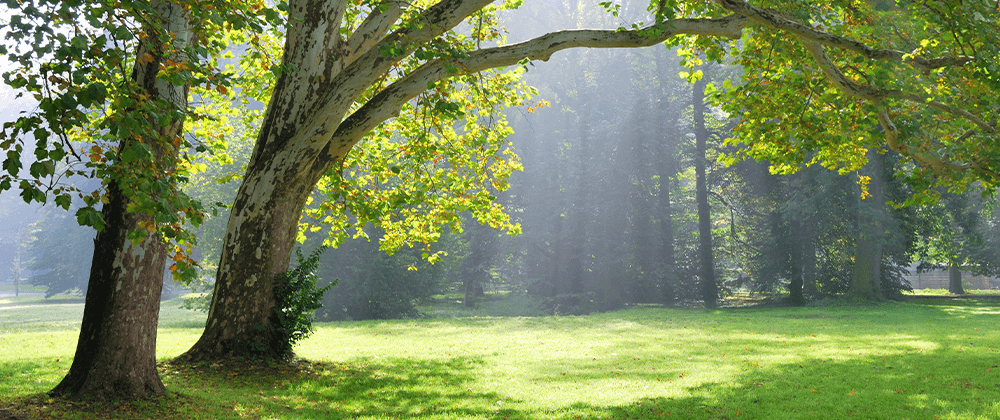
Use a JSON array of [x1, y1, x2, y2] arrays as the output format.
[[263, 246, 335, 359]]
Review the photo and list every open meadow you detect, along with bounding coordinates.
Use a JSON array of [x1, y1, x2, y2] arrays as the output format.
[[3, 294, 1000, 419]]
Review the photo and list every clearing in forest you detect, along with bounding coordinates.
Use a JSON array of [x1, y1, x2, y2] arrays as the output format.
[[1, 296, 998, 419]]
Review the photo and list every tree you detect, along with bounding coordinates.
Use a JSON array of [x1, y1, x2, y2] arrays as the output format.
[[2, 0, 273, 400], [914, 186, 1000, 294], [26, 207, 95, 297], [4, 0, 996, 377], [692, 68, 718, 308], [177, 1, 748, 361], [849, 151, 886, 300]]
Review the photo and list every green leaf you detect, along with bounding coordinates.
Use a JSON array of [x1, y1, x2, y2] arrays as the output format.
[[75, 207, 106, 231], [54, 194, 71, 210]]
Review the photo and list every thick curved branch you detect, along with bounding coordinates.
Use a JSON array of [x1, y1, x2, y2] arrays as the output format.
[[300, 0, 499, 147], [329, 15, 749, 152], [799, 41, 882, 101], [716, 0, 973, 71], [876, 105, 960, 172]]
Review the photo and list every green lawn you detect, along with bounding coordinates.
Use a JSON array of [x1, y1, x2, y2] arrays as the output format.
[[3, 295, 1000, 419], [0, 284, 48, 294]]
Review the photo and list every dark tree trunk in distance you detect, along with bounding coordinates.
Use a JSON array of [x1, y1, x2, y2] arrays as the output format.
[[802, 226, 818, 297], [693, 74, 718, 308], [568, 81, 590, 296], [654, 49, 679, 305], [850, 152, 884, 300], [948, 262, 965, 294], [788, 220, 805, 306]]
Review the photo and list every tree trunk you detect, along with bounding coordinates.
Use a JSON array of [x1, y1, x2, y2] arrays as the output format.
[[179, 142, 322, 361], [788, 220, 805, 306], [693, 73, 718, 308], [627, 92, 655, 303], [654, 49, 679, 306], [49, 184, 169, 400], [51, 1, 192, 399], [802, 225, 818, 297], [948, 262, 964, 294], [658, 162, 677, 305], [179, 0, 362, 361], [568, 78, 590, 296], [849, 152, 884, 300], [463, 278, 477, 307]]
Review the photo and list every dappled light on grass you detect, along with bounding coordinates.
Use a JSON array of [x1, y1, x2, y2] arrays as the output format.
[[5, 298, 1000, 418]]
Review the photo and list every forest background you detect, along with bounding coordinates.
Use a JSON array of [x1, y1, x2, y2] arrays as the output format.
[[2, 0, 1000, 320]]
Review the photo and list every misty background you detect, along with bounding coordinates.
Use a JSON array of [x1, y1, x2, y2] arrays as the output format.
[[3, 0, 1000, 313]]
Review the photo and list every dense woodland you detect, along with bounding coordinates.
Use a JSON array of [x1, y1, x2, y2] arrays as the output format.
[[1, 0, 998, 403], [6, 0, 1000, 319]]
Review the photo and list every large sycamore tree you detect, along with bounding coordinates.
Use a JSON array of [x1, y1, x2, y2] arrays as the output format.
[[175, 0, 748, 362], [2, 0, 998, 399]]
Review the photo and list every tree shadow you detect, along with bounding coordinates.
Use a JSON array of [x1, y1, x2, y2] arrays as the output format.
[[7, 301, 1000, 419]]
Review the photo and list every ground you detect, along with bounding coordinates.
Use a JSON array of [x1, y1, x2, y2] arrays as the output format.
[[2, 292, 1000, 419]]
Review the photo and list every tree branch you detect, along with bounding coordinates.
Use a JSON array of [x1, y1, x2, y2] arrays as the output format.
[[299, 0, 499, 148], [878, 103, 1000, 182], [329, 15, 748, 153], [344, 2, 404, 65], [801, 40, 996, 136], [716, 0, 973, 71]]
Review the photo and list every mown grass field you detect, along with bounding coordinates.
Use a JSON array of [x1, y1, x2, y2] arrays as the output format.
[[2, 294, 1000, 419]]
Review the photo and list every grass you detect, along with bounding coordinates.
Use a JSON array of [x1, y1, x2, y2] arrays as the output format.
[[415, 293, 548, 318], [3, 295, 1000, 419], [0, 284, 48, 294], [907, 288, 1000, 296]]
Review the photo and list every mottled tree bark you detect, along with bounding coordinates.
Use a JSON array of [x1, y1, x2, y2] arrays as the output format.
[[50, 185, 169, 400], [50, 0, 192, 399]]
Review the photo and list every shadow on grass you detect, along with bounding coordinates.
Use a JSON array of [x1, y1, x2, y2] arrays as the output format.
[[6, 301, 1000, 419], [163, 348, 1000, 419], [0, 360, 63, 394]]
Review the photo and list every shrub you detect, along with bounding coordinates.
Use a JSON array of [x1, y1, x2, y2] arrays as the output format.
[[264, 246, 335, 359]]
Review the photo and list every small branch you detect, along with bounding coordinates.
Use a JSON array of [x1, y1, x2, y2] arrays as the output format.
[[885, 91, 998, 135]]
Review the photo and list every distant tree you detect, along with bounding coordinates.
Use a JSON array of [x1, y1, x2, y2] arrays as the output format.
[[460, 218, 496, 307], [313, 226, 454, 320], [914, 187, 1000, 294], [692, 68, 718, 308]]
